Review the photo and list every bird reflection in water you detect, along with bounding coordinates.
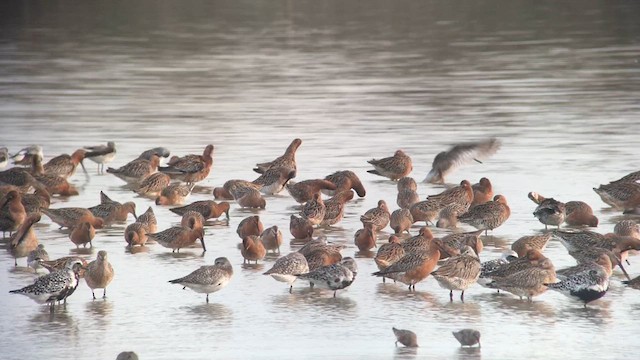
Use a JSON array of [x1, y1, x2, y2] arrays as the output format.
[[393, 346, 418, 359], [457, 346, 482, 360], [184, 303, 233, 324]]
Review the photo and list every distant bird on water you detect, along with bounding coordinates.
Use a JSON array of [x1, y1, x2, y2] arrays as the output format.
[[424, 138, 501, 184], [392, 327, 418, 347]]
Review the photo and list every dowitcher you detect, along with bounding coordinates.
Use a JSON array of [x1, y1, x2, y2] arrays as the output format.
[[392, 328, 418, 347], [159, 144, 214, 185], [300, 193, 326, 226], [253, 138, 301, 177], [106, 154, 160, 185], [1, 190, 26, 237], [458, 195, 510, 234], [452, 329, 481, 348], [290, 214, 314, 240], [42, 207, 104, 229], [321, 190, 354, 226], [69, 222, 96, 248], [354, 226, 377, 251], [390, 208, 413, 234], [135, 172, 171, 197], [240, 235, 266, 264], [374, 235, 405, 283], [8, 213, 40, 266], [323, 170, 366, 197], [360, 200, 390, 231], [43, 149, 88, 179], [367, 150, 413, 180], [237, 215, 263, 239], [471, 177, 493, 206], [286, 179, 337, 204], [170, 200, 230, 221], [148, 225, 205, 253]]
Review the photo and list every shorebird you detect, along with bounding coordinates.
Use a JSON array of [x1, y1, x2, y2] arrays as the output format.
[[240, 235, 267, 264], [360, 200, 390, 231], [478, 249, 540, 289], [263, 252, 309, 292], [106, 154, 160, 185], [29, 154, 79, 196], [237, 215, 263, 239], [253, 138, 301, 177], [424, 138, 501, 184], [69, 222, 96, 248], [593, 181, 640, 211], [286, 179, 337, 204], [546, 266, 610, 307], [43, 149, 88, 179], [42, 207, 104, 229], [135, 172, 171, 197], [261, 225, 283, 254], [84, 250, 115, 299], [84, 141, 116, 174], [137, 147, 170, 161], [431, 246, 481, 301], [373, 238, 441, 291], [374, 235, 405, 283], [1, 190, 26, 238], [471, 177, 493, 206], [397, 177, 418, 207], [321, 190, 354, 226], [89, 194, 137, 225], [27, 244, 49, 270], [10, 259, 84, 311], [439, 230, 484, 260], [354, 226, 377, 251], [532, 196, 566, 229], [452, 329, 481, 348], [137, 206, 157, 233], [236, 187, 266, 209], [458, 194, 510, 234], [485, 257, 557, 301], [8, 213, 40, 266], [323, 170, 366, 198], [614, 220, 640, 240], [253, 167, 296, 195], [300, 193, 326, 226], [148, 225, 205, 253], [511, 233, 552, 257], [411, 180, 474, 225], [0, 147, 8, 169], [159, 144, 214, 185], [169, 257, 233, 303], [290, 214, 314, 240], [10, 145, 43, 167], [295, 259, 356, 297], [392, 327, 418, 347], [367, 150, 413, 181], [622, 275, 640, 290], [124, 222, 148, 247], [528, 192, 598, 227], [390, 208, 413, 234], [155, 183, 195, 206], [170, 200, 230, 221]]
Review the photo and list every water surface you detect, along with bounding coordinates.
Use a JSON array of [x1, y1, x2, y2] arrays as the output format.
[[1, 1, 640, 359]]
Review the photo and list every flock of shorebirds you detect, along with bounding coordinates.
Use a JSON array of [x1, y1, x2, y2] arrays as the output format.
[[2, 137, 640, 349]]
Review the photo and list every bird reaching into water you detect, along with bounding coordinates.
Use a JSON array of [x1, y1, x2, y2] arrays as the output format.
[[424, 138, 501, 184], [392, 327, 418, 347]]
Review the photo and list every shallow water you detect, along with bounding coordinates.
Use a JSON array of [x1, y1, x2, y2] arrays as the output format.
[[1, 0, 640, 359]]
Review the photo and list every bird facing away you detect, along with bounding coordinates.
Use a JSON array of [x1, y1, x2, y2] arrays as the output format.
[[424, 138, 501, 184], [169, 257, 233, 303], [458, 194, 510, 234], [323, 170, 366, 198], [367, 150, 413, 181], [452, 329, 481, 347], [84, 250, 115, 299], [392, 327, 418, 347]]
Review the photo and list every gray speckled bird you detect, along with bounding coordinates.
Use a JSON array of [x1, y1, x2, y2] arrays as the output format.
[[263, 252, 309, 292], [169, 257, 233, 303], [10, 259, 84, 311], [295, 261, 355, 297], [545, 266, 609, 307]]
